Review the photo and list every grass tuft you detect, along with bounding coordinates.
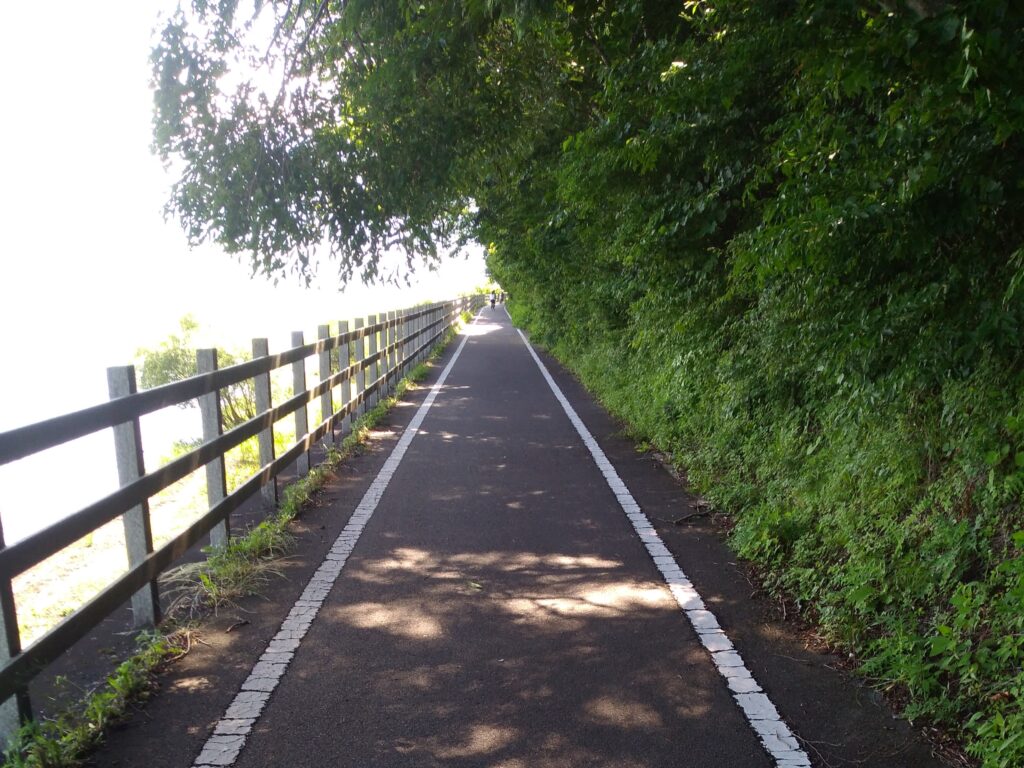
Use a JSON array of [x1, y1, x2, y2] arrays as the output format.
[[2, 631, 186, 768]]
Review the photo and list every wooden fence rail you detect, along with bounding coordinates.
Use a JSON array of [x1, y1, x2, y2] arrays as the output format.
[[0, 296, 481, 738]]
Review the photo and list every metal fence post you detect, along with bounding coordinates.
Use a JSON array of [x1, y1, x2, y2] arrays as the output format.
[[252, 338, 277, 506], [291, 332, 310, 476], [0, 518, 30, 745], [107, 365, 161, 628], [197, 350, 229, 548], [353, 318, 365, 420], [338, 321, 351, 437], [318, 325, 334, 443]]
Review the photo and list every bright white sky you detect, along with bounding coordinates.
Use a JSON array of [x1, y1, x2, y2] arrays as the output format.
[[0, 2, 487, 540], [0, 0, 487, 429]]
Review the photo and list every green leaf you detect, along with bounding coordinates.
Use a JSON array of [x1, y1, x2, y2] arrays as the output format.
[[929, 635, 953, 656], [938, 15, 960, 43], [848, 584, 873, 606]]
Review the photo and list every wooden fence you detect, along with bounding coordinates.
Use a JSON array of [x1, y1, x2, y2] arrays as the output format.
[[0, 296, 480, 739]]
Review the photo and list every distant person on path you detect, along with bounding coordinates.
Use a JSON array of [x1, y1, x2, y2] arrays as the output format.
[[490, 291, 497, 309]]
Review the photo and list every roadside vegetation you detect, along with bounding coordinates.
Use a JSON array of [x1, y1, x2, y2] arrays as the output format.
[[492, 7, 1024, 765], [2, 633, 182, 768], [153, 2, 1024, 764]]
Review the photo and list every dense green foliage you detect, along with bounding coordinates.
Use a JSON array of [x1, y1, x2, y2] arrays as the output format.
[[154, 1, 1024, 762]]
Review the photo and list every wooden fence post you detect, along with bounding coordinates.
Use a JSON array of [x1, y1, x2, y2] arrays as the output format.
[[0, 519, 30, 745], [428, 305, 436, 355], [291, 332, 310, 476], [338, 321, 351, 437], [413, 310, 421, 365], [353, 318, 365, 420], [431, 304, 436, 347], [403, 309, 411, 368], [406, 310, 413, 370], [252, 338, 277, 506], [378, 309, 388, 398], [366, 315, 379, 410], [398, 309, 408, 378], [386, 310, 397, 395], [379, 313, 388, 398], [197, 350, 229, 548], [107, 365, 161, 628], [422, 307, 428, 361], [413, 309, 421, 364], [318, 325, 334, 443]]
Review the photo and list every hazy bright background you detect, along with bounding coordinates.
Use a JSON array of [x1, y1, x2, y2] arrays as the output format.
[[0, 2, 487, 541]]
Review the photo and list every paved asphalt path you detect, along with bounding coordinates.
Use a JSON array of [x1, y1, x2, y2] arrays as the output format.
[[92, 308, 948, 768]]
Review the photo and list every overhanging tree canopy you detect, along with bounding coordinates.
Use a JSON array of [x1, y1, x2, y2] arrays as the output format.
[[152, 0, 608, 283]]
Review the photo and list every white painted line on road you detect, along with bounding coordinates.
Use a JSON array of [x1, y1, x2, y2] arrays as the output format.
[[515, 328, 811, 768], [192, 316, 479, 768]]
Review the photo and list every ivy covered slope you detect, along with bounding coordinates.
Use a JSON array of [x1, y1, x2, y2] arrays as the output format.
[[153, 2, 1024, 763]]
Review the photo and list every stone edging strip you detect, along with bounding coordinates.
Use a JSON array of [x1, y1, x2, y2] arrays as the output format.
[[191, 320, 477, 767], [515, 328, 812, 768]]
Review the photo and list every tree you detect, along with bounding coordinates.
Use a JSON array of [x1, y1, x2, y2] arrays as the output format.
[[150, 1, 612, 284], [136, 315, 256, 430]]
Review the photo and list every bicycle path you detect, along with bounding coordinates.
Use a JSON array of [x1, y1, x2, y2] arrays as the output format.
[[93, 308, 945, 768]]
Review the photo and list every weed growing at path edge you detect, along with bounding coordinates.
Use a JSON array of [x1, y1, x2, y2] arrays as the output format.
[[2, 632, 182, 768]]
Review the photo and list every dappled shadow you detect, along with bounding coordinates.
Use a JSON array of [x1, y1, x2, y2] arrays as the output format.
[[233, 307, 770, 768], [336, 549, 673, 635], [244, 531, 768, 767]]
